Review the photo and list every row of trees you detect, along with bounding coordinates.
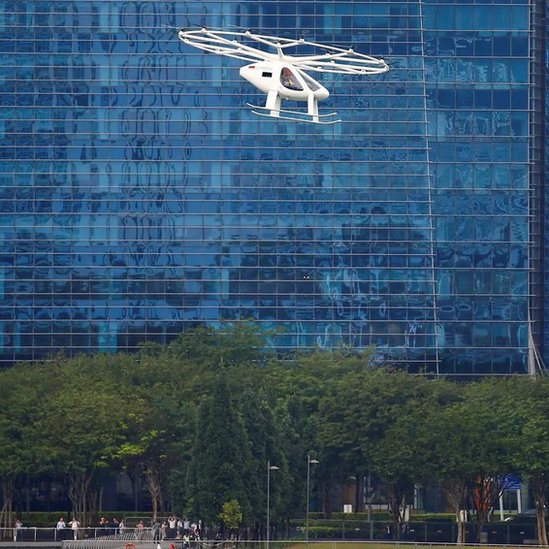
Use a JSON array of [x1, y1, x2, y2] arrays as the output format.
[[1, 324, 549, 544]]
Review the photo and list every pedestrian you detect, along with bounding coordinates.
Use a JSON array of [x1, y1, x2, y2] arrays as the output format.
[[69, 517, 80, 540], [14, 519, 23, 542], [153, 520, 161, 543], [99, 517, 107, 536], [56, 517, 66, 541], [136, 520, 145, 541], [168, 516, 177, 539]]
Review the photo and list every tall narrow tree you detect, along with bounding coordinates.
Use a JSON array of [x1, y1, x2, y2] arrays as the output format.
[[187, 372, 253, 528]]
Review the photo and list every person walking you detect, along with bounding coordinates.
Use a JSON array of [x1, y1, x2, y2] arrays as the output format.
[[136, 520, 145, 541], [152, 520, 161, 543], [69, 517, 80, 540], [56, 518, 66, 541], [14, 519, 23, 542]]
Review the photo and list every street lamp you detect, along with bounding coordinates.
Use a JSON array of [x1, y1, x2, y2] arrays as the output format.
[[306, 454, 319, 542], [266, 460, 279, 546]]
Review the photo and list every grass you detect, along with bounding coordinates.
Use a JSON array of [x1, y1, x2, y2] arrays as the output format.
[[282, 540, 528, 549]]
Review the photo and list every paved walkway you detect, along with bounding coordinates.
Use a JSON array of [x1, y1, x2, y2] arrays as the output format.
[[0, 541, 61, 549]]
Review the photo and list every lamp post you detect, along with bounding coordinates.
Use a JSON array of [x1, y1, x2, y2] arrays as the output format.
[[266, 460, 279, 546], [367, 470, 373, 540], [306, 454, 319, 542]]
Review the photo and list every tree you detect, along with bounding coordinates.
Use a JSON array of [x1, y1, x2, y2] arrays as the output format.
[[286, 348, 374, 514], [115, 346, 197, 519], [368, 372, 439, 538], [240, 390, 286, 533], [219, 499, 243, 539], [0, 363, 52, 536], [420, 382, 474, 544], [186, 372, 253, 528], [166, 322, 269, 374], [423, 378, 517, 543], [461, 379, 517, 542], [31, 354, 145, 525], [319, 365, 422, 525], [506, 377, 549, 546]]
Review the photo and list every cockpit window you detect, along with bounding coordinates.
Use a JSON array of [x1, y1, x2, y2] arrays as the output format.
[[280, 67, 303, 91], [298, 69, 321, 91]]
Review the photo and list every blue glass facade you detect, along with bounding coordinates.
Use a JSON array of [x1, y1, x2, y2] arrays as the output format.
[[0, 0, 540, 374], [423, 1, 534, 374]]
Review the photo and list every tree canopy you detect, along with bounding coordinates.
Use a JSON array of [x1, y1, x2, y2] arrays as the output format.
[[0, 326, 546, 544]]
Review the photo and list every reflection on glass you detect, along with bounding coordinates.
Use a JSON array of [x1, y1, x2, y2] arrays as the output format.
[[0, 0, 532, 375]]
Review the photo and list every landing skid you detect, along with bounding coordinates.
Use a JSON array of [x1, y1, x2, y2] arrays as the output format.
[[246, 103, 341, 125]]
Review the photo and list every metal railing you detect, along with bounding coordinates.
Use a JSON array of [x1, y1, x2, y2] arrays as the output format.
[[0, 527, 152, 543], [289, 520, 540, 545], [0, 521, 543, 546], [59, 541, 547, 549], [296, 520, 537, 545]]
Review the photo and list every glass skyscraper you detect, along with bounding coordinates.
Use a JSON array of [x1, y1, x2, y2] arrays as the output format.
[[0, 0, 542, 375]]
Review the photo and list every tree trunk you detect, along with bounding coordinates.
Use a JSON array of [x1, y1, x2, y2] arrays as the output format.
[[472, 475, 500, 543], [535, 498, 548, 546], [321, 481, 332, 518], [387, 483, 405, 540], [530, 474, 549, 546], [145, 466, 163, 522], [441, 479, 468, 545], [0, 478, 14, 540], [68, 470, 95, 527], [159, 489, 166, 515], [87, 488, 98, 527], [354, 474, 362, 513], [127, 470, 139, 512]]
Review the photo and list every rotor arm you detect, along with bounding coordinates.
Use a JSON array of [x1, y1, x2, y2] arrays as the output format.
[[178, 29, 277, 62], [290, 50, 388, 74], [178, 39, 262, 63], [275, 39, 307, 49], [296, 59, 389, 74], [187, 46, 265, 64], [291, 51, 387, 65], [178, 29, 388, 75], [202, 29, 279, 58]]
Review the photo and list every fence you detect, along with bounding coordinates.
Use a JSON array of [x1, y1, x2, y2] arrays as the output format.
[[295, 520, 539, 545], [0, 521, 542, 546], [59, 540, 546, 549], [0, 527, 150, 543]]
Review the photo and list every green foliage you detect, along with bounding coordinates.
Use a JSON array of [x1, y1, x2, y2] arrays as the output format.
[[219, 499, 243, 530], [0, 363, 48, 478], [1, 325, 549, 543], [306, 525, 345, 539], [186, 371, 253, 524]]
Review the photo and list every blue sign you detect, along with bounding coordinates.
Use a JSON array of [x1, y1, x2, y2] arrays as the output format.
[[502, 475, 522, 490]]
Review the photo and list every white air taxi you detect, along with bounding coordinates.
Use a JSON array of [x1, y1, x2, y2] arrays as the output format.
[[178, 28, 389, 124]]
